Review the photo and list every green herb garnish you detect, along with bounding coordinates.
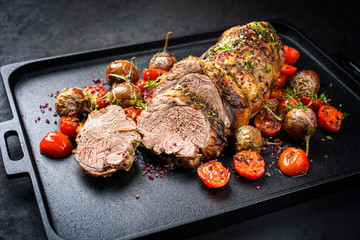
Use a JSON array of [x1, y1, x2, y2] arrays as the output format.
[[325, 136, 334, 141]]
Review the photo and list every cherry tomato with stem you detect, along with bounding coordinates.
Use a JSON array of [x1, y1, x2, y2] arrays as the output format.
[[197, 160, 231, 188], [317, 104, 343, 132], [280, 63, 297, 77], [233, 150, 265, 179], [59, 116, 81, 138], [284, 45, 300, 65], [278, 147, 309, 176], [83, 85, 109, 110], [40, 131, 73, 158]]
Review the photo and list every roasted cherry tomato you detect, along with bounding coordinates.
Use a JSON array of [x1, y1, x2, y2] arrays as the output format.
[[83, 85, 109, 109], [124, 107, 143, 120], [254, 111, 282, 137], [278, 147, 309, 176], [278, 98, 298, 115], [142, 68, 165, 81], [136, 79, 148, 91], [280, 63, 297, 77], [265, 98, 280, 111], [233, 150, 265, 180], [273, 74, 287, 89], [40, 131, 73, 158], [317, 104, 343, 132], [300, 97, 325, 113], [59, 116, 81, 138], [197, 160, 231, 188], [284, 45, 300, 65], [270, 89, 286, 100]]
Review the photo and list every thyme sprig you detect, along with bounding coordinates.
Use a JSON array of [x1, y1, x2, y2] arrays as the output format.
[[145, 75, 161, 88], [263, 103, 282, 121], [130, 99, 147, 109]]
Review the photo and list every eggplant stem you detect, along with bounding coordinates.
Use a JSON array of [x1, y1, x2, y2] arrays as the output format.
[[265, 140, 283, 146], [163, 31, 173, 52], [305, 135, 310, 156]]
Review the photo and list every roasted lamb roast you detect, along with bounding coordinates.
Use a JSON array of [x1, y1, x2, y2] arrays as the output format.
[[137, 21, 284, 169], [74, 105, 141, 177]]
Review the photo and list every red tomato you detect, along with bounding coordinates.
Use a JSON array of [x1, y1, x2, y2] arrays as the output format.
[[136, 79, 147, 91], [197, 160, 231, 188], [124, 107, 143, 120], [270, 89, 286, 100], [254, 111, 282, 136], [273, 74, 287, 89], [233, 150, 265, 179], [278, 99, 298, 114], [59, 116, 80, 138], [280, 63, 297, 76], [278, 147, 309, 176], [40, 131, 73, 158], [142, 69, 165, 81], [83, 85, 109, 109], [318, 104, 343, 132], [300, 97, 325, 113], [265, 98, 280, 111], [284, 45, 300, 65]]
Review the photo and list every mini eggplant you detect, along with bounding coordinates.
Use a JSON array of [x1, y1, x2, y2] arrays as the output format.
[[108, 82, 143, 108], [235, 125, 264, 153], [284, 107, 317, 155], [55, 88, 90, 117], [288, 70, 320, 96], [149, 32, 177, 71], [105, 57, 139, 86]]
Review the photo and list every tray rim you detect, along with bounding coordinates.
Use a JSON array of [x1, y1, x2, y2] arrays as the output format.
[[1, 19, 360, 240]]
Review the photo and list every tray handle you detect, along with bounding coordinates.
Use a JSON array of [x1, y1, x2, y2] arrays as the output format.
[[0, 119, 32, 176]]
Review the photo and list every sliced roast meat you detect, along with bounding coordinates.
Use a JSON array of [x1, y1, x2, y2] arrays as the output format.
[[137, 88, 226, 169], [155, 56, 232, 135], [74, 105, 141, 177]]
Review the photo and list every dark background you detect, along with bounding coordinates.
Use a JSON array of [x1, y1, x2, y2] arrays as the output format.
[[1, 0, 359, 239]]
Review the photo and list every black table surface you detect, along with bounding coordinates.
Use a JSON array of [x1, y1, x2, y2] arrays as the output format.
[[1, 1, 360, 239]]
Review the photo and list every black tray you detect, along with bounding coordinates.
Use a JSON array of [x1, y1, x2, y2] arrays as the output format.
[[1, 21, 360, 240]]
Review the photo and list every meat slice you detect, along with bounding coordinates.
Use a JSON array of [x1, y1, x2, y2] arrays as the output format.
[[155, 56, 232, 135], [201, 21, 284, 119], [74, 105, 141, 177], [137, 88, 226, 169]]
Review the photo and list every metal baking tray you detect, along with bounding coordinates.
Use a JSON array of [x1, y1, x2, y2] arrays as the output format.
[[1, 20, 360, 240]]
